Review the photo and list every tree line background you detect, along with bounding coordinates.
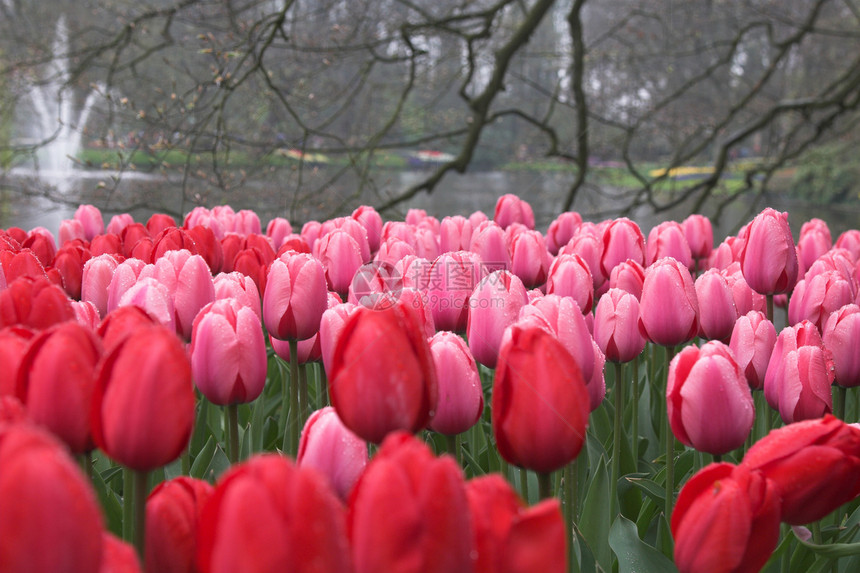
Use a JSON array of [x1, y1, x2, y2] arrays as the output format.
[[1, 0, 859, 226]]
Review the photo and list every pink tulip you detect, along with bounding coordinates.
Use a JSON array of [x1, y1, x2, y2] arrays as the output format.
[[722, 262, 767, 316], [374, 236, 416, 267], [638, 257, 699, 347], [545, 253, 594, 313], [106, 213, 135, 236], [396, 287, 435, 338], [764, 320, 834, 423], [518, 294, 596, 381], [682, 213, 714, 263], [788, 269, 855, 332], [546, 211, 582, 255], [213, 271, 261, 318], [509, 230, 552, 289], [667, 341, 754, 455], [594, 288, 646, 363], [315, 228, 364, 296], [494, 193, 535, 230], [81, 254, 120, 318], [117, 277, 176, 332], [413, 226, 440, 261], [72, 301, 100, 330], [191, 299, 267, 405], [106, 258, 147, 314], [469, 210, 489, 228], [729, 310, 777, 390], [467, 270, 528, 369], [142, 250, 216, 340], [740, 208, 799, 295], [470, 221, 510, 273], [265, 217, 293, 251], [797, 218, 832, 270], [647, 221, 693, 269], [600, 217, 645, 280], [608, 259, 645, 299], [439, 215, 474, 253], [297, 406, 368, 500], [695, 268, 739, 341], [706, 235, 744, 271], [351, 205, 383, 254], [427, 250, 485, 332], [836, 229, 860, 262], [319, 302, 357, 377], [560, 224, 605, 292], [427, 331, 484, 435], [263, 252, 328, 341], [73, 205, 105, 241], [822, 304, 860, 387], [318, 217, 371, 263]]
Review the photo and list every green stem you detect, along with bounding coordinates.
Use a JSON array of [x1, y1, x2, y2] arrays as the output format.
[[282, 339, 300, 455], [766, 294, 774, 324], [132, 470, 149, 562], [565, 461, 577, 573], [445, 433, 461, 466], [299, 362, 310, 423], [181, 445, 191, 476], [538, 471, 553, 500], [665, 344, 676, 520], [632, 355, 640, 466], [318, 365, 329, 407], [123, 467, 134, 543], [713, 453, 722, 464], [520, 467, 530, 503], [612, 360, 624, 517], [836, 385, 847, 421], [226, 403, 239, 464], [80, 450, 93, 482]]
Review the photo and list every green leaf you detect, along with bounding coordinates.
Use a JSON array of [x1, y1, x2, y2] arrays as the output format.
[[797, 536, 860, 559], [609, 515, 679, 573], [91, 465, 123, 536], [580, 456, 612, 572], [190, 436, 216, 480], [626, 476, 665, 505]]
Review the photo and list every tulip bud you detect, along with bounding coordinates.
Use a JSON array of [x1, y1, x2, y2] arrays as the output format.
[[145, 477, 213, 573], [467, 270, 528, 369], [682, 213, 714, 263], [729, 310, 777, 390], [297, 406, 368, 500], [494, 193, 535, 230], [638, 257, 699, 347], [667, 342, 754, 455], [647, 221, 693, 270], [695, 269, 739, 341], [740, 208, 798, 295], [546, 211, 582, 256], [263, 252, 328, 341], [594, 288, 646, 363], [672, 463, 780, 573], [600, 217, 645, 279], [545, 253, 594, 313], [492, 324, 590, 473], [740, 415, 860, 524], [427, 331, 484, 435]]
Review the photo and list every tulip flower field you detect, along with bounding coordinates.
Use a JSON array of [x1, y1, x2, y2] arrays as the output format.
[[4, 197, 860, 573]]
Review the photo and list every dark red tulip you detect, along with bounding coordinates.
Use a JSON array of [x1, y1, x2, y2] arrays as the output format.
[[329, 303, 437, 444], [146, 476, 213, 573], [52, 241, 93, 299], [0, 423, 104, 573], [348, 432, 472, 573], [492, 324, 590, 473], [466, 474, 567, 573], [672, 462, 780, 573], [16, 322, 102, 453], [151, 227, 198, 262], [91, 325, 195, 471], [197, 454, 352, 573], [740, 415, 860, 525]]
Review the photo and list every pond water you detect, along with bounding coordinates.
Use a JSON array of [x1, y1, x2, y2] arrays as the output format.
[[1, 166, 858, 242]]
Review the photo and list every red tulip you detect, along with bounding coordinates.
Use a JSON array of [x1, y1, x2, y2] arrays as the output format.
[[151, 227, 199, 262], [823, 303, 860, 387], [348, 432, 472, 573], [729, 310, 777, 390], [492, 324, 590, 473], [600, 217, 645, 279], [0, 423, 104, 573], [638, 257, 699, 347], [52, 241, 93, 299], [191, 298, 267, 405], [197, 454, 352, 573], [263, 252, 328, 341], [695, 268, 739, 341], [672, 462, 780, 573], [0, 276, 75, 330], [186, 225, 224, 274], [329, 304, 438, 444], [0, 326, 35, 397], [467, 270, 528, 369], [145, 476, 213, 573], [764, 320, 834, 423], [466, 474, 567, 573], [100, 532, 142, 573], [107, 213, 135, 235], [546, 211, 582, 256], [427, 331, 484, 435], [120, 223, 151, 258], [494, 193, 535, 230], [297, 406, 368, 500], [518, 294, 596, 381], [16, 322, 102, 453], [667, 342, 754, 455], [545, 253, 594, 313], [91, 325, 195, 471], [146, 213, 177, 237], [740, 208, 799, 295], [0, 248, 47, 283], [96, 305, 159, 353], [21, 231, 56, 267], [594, 288, 646, 363], [740, 415, 860, 524]]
